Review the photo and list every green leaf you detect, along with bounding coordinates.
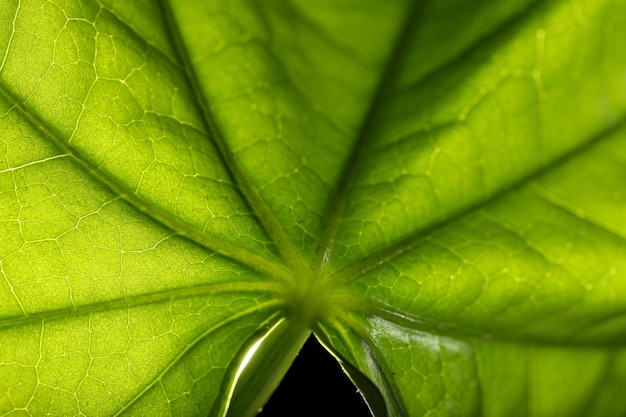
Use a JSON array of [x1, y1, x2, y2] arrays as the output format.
[[1, 0, 625, 416]]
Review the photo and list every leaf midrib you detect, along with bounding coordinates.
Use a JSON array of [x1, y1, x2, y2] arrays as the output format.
[[313, 0, 548, 275], [312, 0, 423, 272], [330, 117, 626, 285], [157, 0, 307, 278], [0, 281, 284, 329], [0, 81, 292, 283]]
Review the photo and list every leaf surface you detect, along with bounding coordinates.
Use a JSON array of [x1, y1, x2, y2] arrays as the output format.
[[1, 0, 626, 416]]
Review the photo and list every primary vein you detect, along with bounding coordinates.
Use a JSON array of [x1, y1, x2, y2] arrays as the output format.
[[312, 0, 422, 272], [0, 81, 291, 283], [0, 281, 285, 329], [332, 117, 626, 284], [158, 0, 306, 277]]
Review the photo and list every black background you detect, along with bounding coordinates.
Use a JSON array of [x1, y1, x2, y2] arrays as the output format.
[[257, 335, 372, 417]]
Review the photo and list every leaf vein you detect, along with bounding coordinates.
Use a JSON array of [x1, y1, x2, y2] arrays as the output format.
[[531, 182, 626, 242], [0, 81, 291, 283], [157, 0, 305, 275], [333, 117, 626, 284]]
